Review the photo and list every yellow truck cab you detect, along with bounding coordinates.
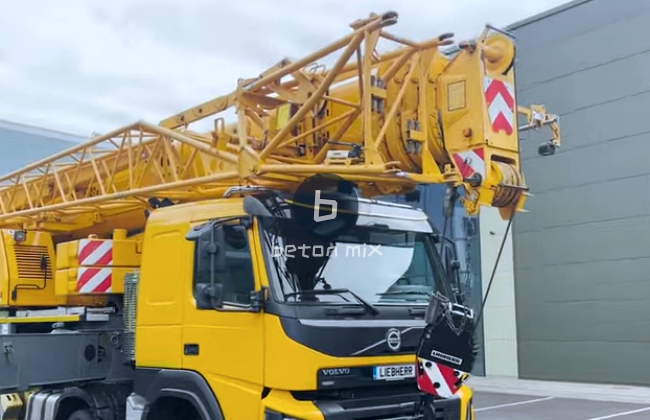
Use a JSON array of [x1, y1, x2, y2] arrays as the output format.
[[130, 191, 475, 419]]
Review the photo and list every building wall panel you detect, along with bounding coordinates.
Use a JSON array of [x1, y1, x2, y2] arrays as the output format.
[[510, 0, 650, 384]]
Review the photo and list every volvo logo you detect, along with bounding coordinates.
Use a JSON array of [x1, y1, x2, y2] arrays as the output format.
[[322, 368, 350, 376], [386, 328, 401, 352]]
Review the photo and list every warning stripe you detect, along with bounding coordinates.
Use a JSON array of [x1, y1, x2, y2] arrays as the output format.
[[416, 359, 438, 396], [77, 267, 112, 293], [451, 148, 485, 180], [78, 239, 113, 266], [484, 77, 515, 135], [416, 357, 465, 398]]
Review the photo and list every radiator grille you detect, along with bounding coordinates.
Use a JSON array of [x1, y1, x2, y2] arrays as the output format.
[[14, 244, 53, 279], [123, 271, 139, 362]]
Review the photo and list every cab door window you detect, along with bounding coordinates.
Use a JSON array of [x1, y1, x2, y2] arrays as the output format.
[[193, 222, 255, 307]]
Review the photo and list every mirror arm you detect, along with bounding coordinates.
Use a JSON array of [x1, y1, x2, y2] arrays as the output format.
[[186, 216, 253, 241], [209, 225, 216, 291], [241, 215, 253, 229], [250, 286, 268, 313]]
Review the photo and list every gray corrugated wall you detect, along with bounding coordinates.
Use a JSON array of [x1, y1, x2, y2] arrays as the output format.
[[510, 0, 650, 385]]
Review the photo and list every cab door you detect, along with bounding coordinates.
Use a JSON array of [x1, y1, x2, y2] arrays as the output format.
[[182, 217, 265, 420]]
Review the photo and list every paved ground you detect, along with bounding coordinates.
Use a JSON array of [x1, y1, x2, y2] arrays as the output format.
[[474, 391, 650, 419], [467, 376, 650, 419]]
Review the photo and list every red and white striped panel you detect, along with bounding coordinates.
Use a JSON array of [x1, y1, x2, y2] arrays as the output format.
[[77, 267, 112, 294], [451, 148, 485, 180], [78, 239, 113, 266], [416, 357, 467, 399], [483, 77, 515, 135]]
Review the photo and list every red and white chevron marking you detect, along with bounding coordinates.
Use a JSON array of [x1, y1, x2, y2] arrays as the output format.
[[77, 267, 112, 293], [484, 77, 515, 135], [451, 148, 485, 180], [78, 239, 113, 266], [416, 358, 466, 398]]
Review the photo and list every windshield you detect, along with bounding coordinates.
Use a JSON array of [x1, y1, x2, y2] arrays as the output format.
[[259, 217, 454, 306]]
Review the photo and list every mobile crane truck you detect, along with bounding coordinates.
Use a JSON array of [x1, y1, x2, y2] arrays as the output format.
[[0, 11, 560, 420]]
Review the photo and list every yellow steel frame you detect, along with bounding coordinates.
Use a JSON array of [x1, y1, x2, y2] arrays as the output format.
[[0, 11, 560, 232]]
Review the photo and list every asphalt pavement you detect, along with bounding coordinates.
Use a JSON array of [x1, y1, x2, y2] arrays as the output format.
[[468, 376, 650, 419], [474, 391, 650, 419]]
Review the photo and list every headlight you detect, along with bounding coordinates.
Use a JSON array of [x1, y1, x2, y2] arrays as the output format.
[[12, 229, 26, 243]]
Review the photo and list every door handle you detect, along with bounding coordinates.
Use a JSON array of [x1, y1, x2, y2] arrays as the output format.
[[184, 344, 199, 356]]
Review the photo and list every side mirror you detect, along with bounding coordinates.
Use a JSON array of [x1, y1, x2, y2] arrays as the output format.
[[213, 226, 228, 274], [243, 196, 278, 230], [188, 222, 228, 310], [193, 223, 229, 274], [243, 195, 272, 217], [195, 283, 224, 309]]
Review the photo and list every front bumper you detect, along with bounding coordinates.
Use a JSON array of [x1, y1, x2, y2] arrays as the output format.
[[314, 394, 460, 419], [264, 388, 467, 420]]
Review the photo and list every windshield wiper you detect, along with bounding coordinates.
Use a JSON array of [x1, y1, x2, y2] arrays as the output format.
[[377, 290, 433, 301], [376, 290, 432, 298], [285, 288, 379, 315]]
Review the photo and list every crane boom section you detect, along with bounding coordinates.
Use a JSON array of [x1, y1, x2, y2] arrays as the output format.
[[0, 11, 560, 235]]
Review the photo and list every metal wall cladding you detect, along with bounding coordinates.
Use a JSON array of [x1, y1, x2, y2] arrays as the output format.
[[0, 121, 83, 175], [509, 0, 650, 385]]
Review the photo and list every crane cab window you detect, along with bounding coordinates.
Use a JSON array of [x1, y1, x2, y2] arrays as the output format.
[[192, 222, 255, 307]]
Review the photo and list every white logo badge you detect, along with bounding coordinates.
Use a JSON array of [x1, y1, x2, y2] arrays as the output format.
[[386, 328, 402, 352]]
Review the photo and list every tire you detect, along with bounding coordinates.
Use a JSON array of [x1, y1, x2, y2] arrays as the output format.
[[67, 409, 95, 420]]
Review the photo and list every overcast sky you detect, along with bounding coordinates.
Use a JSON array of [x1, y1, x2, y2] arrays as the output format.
[[0, 0, 572, 139]]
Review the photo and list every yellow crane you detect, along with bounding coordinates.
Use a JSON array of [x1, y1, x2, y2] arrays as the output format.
[[0, 11, 560, 420]]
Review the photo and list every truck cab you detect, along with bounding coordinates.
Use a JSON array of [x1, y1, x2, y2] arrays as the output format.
[[132, 192, 475, 420]]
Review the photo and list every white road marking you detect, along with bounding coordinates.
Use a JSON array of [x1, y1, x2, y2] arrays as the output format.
[[475, 396, 554, 412], [584, 406, 650, 420]]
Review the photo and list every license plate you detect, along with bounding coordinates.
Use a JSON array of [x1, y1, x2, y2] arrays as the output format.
[[373, 363, 415, 381]]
